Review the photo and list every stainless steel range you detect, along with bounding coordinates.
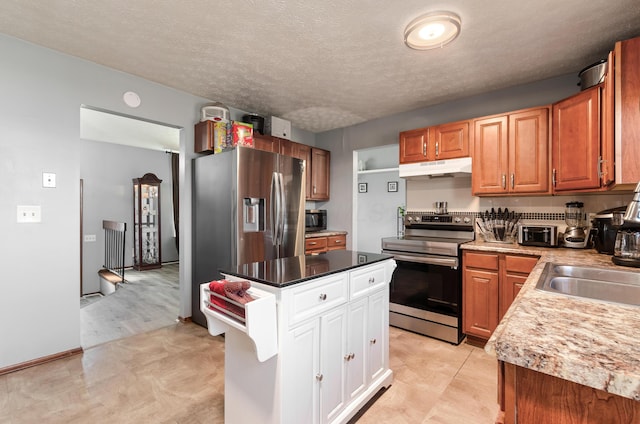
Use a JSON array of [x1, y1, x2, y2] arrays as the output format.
[[381, 212, 475, 344]]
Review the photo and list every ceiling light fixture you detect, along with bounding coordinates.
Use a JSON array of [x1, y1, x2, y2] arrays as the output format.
[[404, 11, 461, 50]]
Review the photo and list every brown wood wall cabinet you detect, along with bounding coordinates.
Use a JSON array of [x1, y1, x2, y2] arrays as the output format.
[[472, 107, 550, 196], [399, 120, 470, 164], [499, 362, 640, 424], [196, 130, 331, 201], [305, 234, 346, 254], [462, 251, 538, 345], [614, 36, 640, 184], [253, 134, 330, 201], [551, 85, 610, 192]]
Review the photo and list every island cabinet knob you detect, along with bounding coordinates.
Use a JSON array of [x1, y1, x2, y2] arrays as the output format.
[[344, 353, 355, 361], [370, 338, 377, 345], [316, 373, 323, 381], [318, 293, 327, 301], [368, 276, 375, 283]]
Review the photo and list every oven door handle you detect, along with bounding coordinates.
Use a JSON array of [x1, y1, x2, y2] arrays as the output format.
[[384, 252, 459, 269]]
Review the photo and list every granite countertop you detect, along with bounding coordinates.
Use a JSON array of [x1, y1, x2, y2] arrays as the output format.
[[305, 230, 348, 238], [462, 241, 640, 401], [220, 250, 392, 288]]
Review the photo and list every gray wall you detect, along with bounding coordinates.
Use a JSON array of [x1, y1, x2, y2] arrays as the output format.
[[0, 32, 315, 370], [0, 33, 207, 369], [80, 140, 180, 294], [316, 75, 582, 247]]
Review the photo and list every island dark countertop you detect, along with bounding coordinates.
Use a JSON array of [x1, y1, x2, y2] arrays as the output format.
[[220, 250, 392, 288]]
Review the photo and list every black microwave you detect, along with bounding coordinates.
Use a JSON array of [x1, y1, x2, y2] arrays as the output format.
[[305, 209, 327, 232]]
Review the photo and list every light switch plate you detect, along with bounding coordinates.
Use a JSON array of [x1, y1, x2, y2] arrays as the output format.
[[43, 172, 56, 188], [17, 205, 41, 223]]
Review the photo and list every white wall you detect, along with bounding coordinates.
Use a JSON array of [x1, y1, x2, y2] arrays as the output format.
[[354, 145, 405, 253], [80, 140, 180, 294]]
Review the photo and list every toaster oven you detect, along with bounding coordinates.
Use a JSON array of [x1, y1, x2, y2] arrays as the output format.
[[518, 225, 559, 247]]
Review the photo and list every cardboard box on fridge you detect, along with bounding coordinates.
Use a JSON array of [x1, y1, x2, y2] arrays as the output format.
[[229, 121, 254, 148], [194, 120, 228, 154]]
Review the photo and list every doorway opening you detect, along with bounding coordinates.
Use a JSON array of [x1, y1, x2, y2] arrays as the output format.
[[79, 106, 182, 348]]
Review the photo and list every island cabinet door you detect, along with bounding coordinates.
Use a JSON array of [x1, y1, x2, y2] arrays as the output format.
[[367, 289, 388, 382], [284, 319, 320, 424], [320, 306, 348, 423], [346, 298, 368, 404]]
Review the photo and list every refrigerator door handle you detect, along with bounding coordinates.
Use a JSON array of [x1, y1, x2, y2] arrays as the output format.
[[270, 172, 279, 246], [277, 172, 286, 245]]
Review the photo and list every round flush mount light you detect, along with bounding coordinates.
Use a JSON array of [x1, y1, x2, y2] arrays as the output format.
[[123, 91, 141, 108], [404, 11, 461, 50]]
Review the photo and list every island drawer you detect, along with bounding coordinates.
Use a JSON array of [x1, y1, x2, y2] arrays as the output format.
[[350, 262, 387, 299], [286, 273, 348, 326]]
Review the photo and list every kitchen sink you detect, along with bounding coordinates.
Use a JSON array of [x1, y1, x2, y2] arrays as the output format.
[[535, 262, 640, 307]]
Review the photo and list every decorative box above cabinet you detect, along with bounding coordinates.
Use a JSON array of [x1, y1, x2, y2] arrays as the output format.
[[132, 173, 162, 270]]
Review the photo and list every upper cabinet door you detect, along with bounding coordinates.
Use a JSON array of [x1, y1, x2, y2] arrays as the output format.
[[552, 87, 601, 192], [429, 120, 470, 160], [472, 115, 509, 194], [310, 148, 330, 200], [509, 108, 550, 194], [399, 128, 428, 164], [615, 36, 640, 184]]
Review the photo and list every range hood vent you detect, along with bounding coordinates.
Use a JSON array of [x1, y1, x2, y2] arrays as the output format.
[[399, 157, 472, 179]]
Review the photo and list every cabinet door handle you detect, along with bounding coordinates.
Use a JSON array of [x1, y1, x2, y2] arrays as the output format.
[[313, 185, 317, 194], [510, 173, 515, 189], [422, 141, 426, 156], [368, 276, 375, 283], [502, 174, 506, 189], [435, 141, 439, 157], [350, 353, 355, 360], [319, 293, 327, 301], [344, 353, 355, 360], [370, 338, 377, 345], [552, 169, 557, 187], [316, 373, 323, 381]]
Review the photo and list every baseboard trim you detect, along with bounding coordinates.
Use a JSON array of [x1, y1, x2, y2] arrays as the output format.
[[0, 347, 83, 376]]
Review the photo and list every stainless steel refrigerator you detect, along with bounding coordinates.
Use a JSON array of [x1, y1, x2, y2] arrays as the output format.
[[192, 146, 306, 326]]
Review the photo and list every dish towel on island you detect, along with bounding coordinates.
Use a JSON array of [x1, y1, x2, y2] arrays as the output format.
[[208, 279, 254, 318]]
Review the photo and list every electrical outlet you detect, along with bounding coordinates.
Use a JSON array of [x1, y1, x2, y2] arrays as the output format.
[[17, 205, 41, 223], [84, 234, 96, 242]]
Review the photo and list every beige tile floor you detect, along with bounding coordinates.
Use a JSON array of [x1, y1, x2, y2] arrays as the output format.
[[1, 322, 498, 423]]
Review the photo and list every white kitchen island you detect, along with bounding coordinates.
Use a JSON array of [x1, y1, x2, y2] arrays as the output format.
[[200, 250, 396, 424]]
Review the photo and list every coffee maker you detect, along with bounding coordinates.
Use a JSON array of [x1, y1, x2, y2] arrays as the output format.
[[563, 201, 590, 248], [613, 182, 640, 267]]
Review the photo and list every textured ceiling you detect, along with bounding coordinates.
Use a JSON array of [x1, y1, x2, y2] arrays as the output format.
[[1, 1, 640, 133]]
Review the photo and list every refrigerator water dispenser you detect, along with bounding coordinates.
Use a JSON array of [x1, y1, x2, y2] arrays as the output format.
[[243, 197, 264, 232]]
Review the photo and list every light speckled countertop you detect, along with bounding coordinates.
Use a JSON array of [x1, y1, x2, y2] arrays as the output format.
[[305, 230, 347, 238], [462, 241, 640, 401]]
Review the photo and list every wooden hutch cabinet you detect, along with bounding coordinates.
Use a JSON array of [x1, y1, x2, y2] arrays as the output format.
[[132, 173, 162, 270]]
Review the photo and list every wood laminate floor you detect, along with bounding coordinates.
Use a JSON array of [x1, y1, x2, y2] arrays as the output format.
[[80, 263, 180, 348], [1, 322, 498, 423]]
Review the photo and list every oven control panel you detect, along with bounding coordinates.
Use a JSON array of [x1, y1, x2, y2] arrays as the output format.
[[405, 213, 474, 226]]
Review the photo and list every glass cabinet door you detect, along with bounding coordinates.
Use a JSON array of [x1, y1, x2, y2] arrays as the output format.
[[133, 173, 162, 270]]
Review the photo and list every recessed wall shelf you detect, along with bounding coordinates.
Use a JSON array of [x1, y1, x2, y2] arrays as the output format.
[[357, 167, 399, 175]]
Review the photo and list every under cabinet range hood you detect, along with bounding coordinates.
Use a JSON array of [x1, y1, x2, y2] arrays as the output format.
[[399, 157, 472, 179]]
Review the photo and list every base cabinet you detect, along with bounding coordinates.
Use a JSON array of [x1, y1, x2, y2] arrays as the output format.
[[220, 259, 395, 424], [284, 264, 391, 424], [499, 362, 640, 424], [306, 234, 347, 254], [462, 251, 538, 344]]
